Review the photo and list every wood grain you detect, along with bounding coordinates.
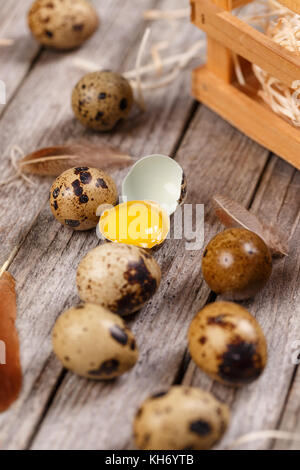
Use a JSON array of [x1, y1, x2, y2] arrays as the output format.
[[0, 0, 40, 115], [0, 0, 201, 449], [183, 157, 300, 450], [29, 107, 270, 450], [0, 0, 299, 451]]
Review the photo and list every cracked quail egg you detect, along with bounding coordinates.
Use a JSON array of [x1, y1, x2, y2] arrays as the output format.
[[99, 200, 170, 249], [76, 243, 161, 316], [52, 303, 138, 380], [122, 154, 187, 216], [28, 0, 99, 50]]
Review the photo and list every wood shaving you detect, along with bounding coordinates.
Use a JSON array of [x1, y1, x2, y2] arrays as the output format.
[[0, 245, 22, 279], [238, 0, 300, 126], [150, 41, 170, 76], [0, 39, 14, 46], [226, 429, 300, 449], [143, 8, 190, 20], [72, 8, 205, 107], [134, 27, 151, 111], [0, 146, 35, 188]]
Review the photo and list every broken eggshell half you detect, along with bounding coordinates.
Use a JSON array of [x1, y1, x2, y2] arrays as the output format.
[[122, 154, 187, 216]]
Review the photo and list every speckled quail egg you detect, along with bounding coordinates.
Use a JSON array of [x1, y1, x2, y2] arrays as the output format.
[[188, 301, 267, 386], [28, 0, 99, 50], [122, 154, 187, 215], [52, 303, 138, 380], [134, 386, 230, 450], [76, 243, 161, 316], [202, 228, 272, 300], [49, 166, 117, 230], [72, 71, 134, 131]]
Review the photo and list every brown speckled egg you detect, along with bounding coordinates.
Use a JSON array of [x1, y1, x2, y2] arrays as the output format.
[[49, 167, 117, 230], [71, 71, 134, 131], [76, 244, 161, 315], [188, 301, 267, 386], [52, 303, 138, 380], [28, 0, 99, 50], [202, 228, 272, 300], [134, 386, 230, 450]]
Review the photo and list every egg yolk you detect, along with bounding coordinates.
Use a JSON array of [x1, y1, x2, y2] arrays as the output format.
[[99, 200, 170, 249]]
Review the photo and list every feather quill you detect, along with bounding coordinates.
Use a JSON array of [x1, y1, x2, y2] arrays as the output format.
[[18, 143, 132, 176], [212, 194, 289, 257]]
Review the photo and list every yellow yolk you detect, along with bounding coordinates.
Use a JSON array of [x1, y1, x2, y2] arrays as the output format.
[[99, 200, 170, 249]]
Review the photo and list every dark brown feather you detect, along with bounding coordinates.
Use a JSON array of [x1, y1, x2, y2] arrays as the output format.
[[212, 194, 289, 257], [18, 143, 132, 175]]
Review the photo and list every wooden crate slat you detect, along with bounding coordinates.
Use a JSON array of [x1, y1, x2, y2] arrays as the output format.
[[231, 0, 253, 7], [277, 0, 300, 15], [206, 0, 234, 82], [191, 0, 300, 87], [192, 66, 300, 169]]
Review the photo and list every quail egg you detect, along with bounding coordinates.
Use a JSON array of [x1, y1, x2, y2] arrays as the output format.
[[52, 303, 138, 379], [99, 200, 170, 249], [28, 0, 99, 50], [122, 154, 187, 215], [134, 386, 230, 450], [202, 228, 272, 300], [188, 301, 268, 386], [49, 166, 117, 230], [72, 71, 134, 131], [76, 243, 161, 316]]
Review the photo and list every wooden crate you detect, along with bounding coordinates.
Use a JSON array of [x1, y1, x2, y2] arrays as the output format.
[[191, 0, 300, 170]]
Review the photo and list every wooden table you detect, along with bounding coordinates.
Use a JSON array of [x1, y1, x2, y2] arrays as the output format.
[[0, 0, 299, 451]]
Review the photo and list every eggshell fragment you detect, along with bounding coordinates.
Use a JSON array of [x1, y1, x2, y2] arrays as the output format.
[[134, 386, 230, 450], [52, 303, 138, 380], [188, 301, 268, 386], [49, 166, 117, 231], [28, 0, 99, 50], [77, 244, 161, 315], [122, 154, 187, 215]]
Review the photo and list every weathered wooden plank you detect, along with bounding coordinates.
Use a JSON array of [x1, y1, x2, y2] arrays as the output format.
[[0, 0, 204, 449], [271, 168, 300, 451], [183, 157, 300, 450], [273, 370, 300, 450], [1, 0, 297, 452], [0, 0, 40, 114], [29, 106, 270, 450]]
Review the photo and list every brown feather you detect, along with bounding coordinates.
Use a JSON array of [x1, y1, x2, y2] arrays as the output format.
[[0, 272, 22, 412], [212, 194, 289, 257], [18, 143, 132, 175]]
